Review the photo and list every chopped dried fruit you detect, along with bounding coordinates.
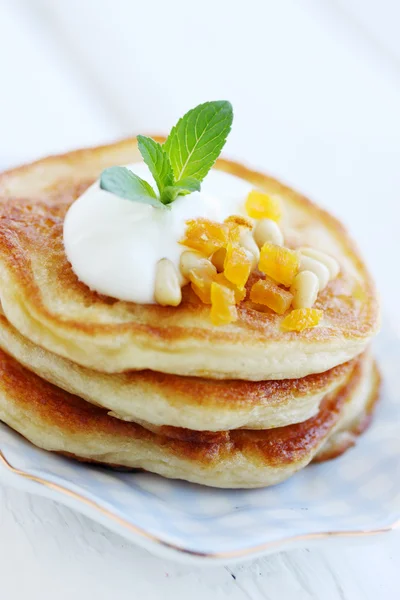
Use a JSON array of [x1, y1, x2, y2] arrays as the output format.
[[259, 243, 299, 287], [210, 282, 238, 325], [188, 262, 217, 304], [211, 247, 227, 272], [245, 190, 281, 221], [226, 221, 243, 244], [181, 218, 228, 256], [250, 278, 293, 314], [281, 308, 323, 332], [223, 243, 252, 290], [224, 215, 253, 245], [224, 214, 253, 229], [224, 215, 253, 244], [215, 272, 246, 303]]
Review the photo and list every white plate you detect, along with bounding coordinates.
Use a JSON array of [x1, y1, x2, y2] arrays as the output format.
[[0, 322, 398, 565]]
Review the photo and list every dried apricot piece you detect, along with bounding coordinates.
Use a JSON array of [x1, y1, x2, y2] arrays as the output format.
[[223, 243, 252, 290], [281, 308, 323, 332], [211, 247, 227, 272], [224, 214, 253, 230], [259, 243, 299, 287], [189, 262, 217, 304], [250, 279, 293, 315], [210, 282, 238, 326], [226, 221, 242, 244], [245, 190, 281, 221], [224, 215, 253, 243], [215, 272, 246, 303], [181, 218, 228, 256]]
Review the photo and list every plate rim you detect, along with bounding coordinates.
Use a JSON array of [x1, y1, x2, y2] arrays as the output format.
[[1, 448, 398, 562]]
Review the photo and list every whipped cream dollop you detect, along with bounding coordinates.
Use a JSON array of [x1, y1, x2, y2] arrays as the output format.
[[63, 163, 253, 304]]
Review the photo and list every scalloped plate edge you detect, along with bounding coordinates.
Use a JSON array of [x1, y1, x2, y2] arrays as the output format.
[[1, 449, 398, 565]]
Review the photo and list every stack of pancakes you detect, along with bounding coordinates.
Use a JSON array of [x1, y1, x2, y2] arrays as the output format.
[[0, 140, 380, 488]]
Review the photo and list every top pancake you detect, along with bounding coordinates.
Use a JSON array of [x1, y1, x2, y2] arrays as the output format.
[[0, 139, 379, 379]]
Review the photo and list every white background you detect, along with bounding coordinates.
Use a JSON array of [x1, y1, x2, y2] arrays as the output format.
[[0, 0, 399, 598]]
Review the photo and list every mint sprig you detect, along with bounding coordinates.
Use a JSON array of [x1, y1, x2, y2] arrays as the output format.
[[100, 100, 233, 208], [162, 177, 201, 203], [164, 101, 233, 182], [137, 135, 174, 196], [100, 167, 167, 209]]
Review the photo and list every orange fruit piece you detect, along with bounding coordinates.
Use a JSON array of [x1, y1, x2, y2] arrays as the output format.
[[250, 279, 293, 315], [181, 218, 228, 257], [281, 308, 323, 331], [210, 282, 238, 326], [224, 214, 253, 230], [259, 243, 299, 287], [211, 247, 227, 272], [226, 222, 242, 244], [224, 215, 253, 244], [245, 190, 281, 221], [189, 262, 217, 304], [215, 272, 246, 303], [223, 243, 252, 290]]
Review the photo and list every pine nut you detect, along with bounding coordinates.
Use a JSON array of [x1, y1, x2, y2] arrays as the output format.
[[299, 255, 330, 291], [240, 231, 260, 270], [211, 247, 227, 272], [254, 219, 284, 248], [180, 251, 211, 279], [299, 247, 340, 279], [154, 258, 182, 306], [290, 270, 319, 309]]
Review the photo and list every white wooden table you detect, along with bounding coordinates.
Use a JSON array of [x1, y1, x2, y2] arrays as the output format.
[[0, 1, 399, 597]]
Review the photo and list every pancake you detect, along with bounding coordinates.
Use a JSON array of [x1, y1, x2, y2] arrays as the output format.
[[0, 313, 355, 431], [0, 139, 379, 380], [0, 346, 379, 488], [315, 353, 380, 462]]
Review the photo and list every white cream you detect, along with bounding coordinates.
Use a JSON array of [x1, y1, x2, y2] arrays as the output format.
[[63, 163, 253, 304]]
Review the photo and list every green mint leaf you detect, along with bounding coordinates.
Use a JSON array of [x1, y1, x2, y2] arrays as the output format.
[[174, 177, 201, 193], [100, 167, 167, 209], [164, 100, 233, 183], [161, 178, 201, 204], [137, 135, 174, 196], [160, 187, 179, 204]]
